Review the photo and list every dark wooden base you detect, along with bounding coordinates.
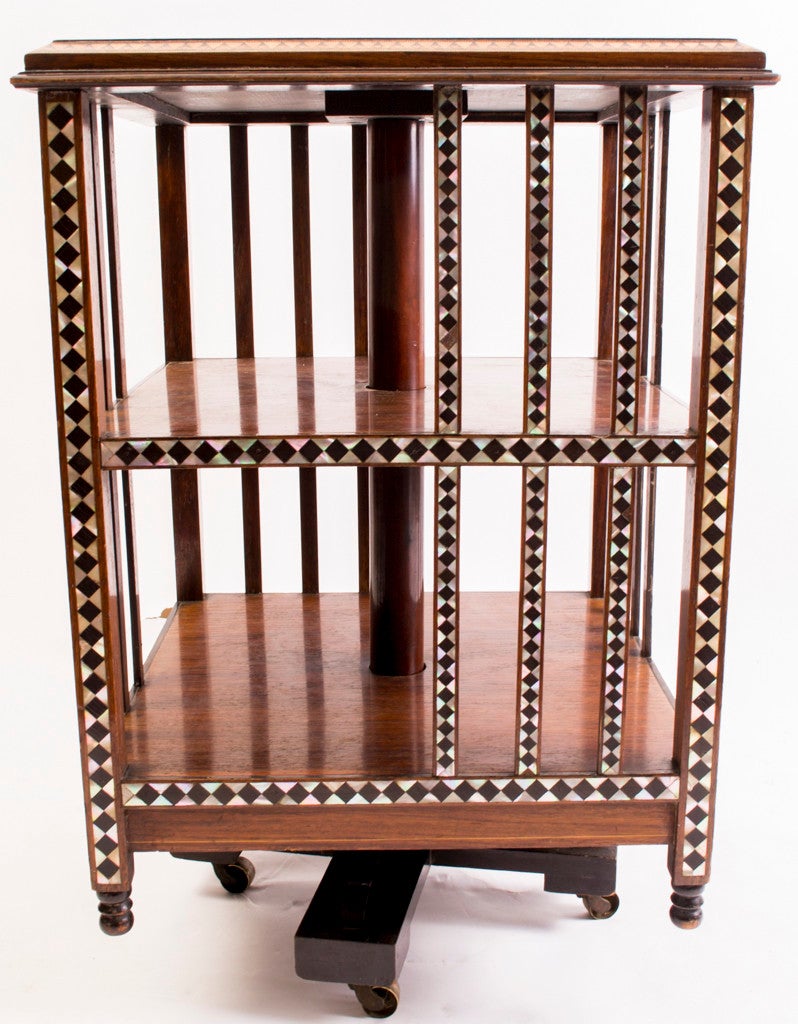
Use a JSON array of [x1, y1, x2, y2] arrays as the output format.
[[295, 851, 429, 986], [670, 884, 704, 928], [432, 846, 617, 896], [97, 891, 133, 935]]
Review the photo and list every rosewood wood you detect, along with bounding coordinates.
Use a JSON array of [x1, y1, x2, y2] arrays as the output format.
[[97, 891, 134, 935], [155, 123, 202, 601], [37, 90, 132, 894], [670, 884, 704, 928], [591, 123, 619, 600], [104, 356, 690, 440], [126, 801, 675, 852], [352, 125, 370, 593], [367, 117, 425, 675], [123, 592, 674, 780], [289, 125, 320, 594], [99, 105, 143, 690]]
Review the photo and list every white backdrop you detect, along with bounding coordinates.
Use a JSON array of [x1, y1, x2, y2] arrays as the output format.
[[1, 4, 796, 1023]]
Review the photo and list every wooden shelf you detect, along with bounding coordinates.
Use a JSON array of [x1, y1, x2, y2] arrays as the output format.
[[103, 357, 690, 465], [124, 591, 675, 783]]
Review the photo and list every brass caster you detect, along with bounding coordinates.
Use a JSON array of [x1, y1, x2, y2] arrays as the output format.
[[579, 892, 620, 920], [213, 856, 255, 894], [349, 982, 400, 1019]]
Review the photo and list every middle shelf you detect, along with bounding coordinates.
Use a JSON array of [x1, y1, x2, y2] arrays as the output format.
[[102, 356, 693, 470], [124, 591, 675, 783]]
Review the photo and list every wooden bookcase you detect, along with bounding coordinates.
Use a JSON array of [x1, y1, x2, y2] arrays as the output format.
[[12, 36, 777, 1012]]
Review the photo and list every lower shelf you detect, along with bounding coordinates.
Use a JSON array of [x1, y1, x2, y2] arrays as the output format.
[[124, 592, 675, 782]]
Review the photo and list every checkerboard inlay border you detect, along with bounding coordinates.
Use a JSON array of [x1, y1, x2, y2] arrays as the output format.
[[42, 97, 124, 888], [599, 466, 636, 774], [101, 434, 696, 469], [525, 86, 553, 434], [435, 85, 462, 433], [517, 467, 547, 774], [678, 93, 751, 881], [435, 466, 459, 776], [614, 87, 648, 434], [124, 774, 679, 808]]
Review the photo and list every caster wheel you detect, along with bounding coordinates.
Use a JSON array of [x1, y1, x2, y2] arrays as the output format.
[[349, 982, 400, 1019], [213, 856, 255, 894], [579, 892, 619, 920]]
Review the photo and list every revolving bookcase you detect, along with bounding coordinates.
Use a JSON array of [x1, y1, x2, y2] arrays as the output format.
[[13, 37, 776, 1016]]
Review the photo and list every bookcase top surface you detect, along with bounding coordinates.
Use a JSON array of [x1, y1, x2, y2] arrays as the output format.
[[13, 38, 776, 87]]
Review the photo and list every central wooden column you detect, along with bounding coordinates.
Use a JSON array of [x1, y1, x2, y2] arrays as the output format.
[[368, 118, 425, 676]]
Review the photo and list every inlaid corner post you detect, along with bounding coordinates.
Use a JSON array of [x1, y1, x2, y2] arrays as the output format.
[[291, 124, 319, 594], [670, 89, 754, 909], [229, 125, 262, 594], [38, 91, 133, 907], [517, 85, 553, 775], [591, 122, 618, 599], [352, 124, 369, 595], [432, 85, 463, 772], [155, 123, 203, 602]]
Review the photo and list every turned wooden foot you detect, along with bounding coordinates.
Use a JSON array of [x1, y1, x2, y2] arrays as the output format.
[[98, 891, 134, 935], [670, 885, 704, 929]]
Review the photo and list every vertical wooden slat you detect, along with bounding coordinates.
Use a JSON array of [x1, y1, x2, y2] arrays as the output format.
[[352, 124, 370, 595], [612, 87, 649, 434], [229, 125, 262, 595], [155, 124, 202, 602], [598, 466, 636, 774], [100, 106, 142, 688], [591, 123, 619, 599], [435, 85, 462, 433], [630, 113, 658, 639], [38, 92, 131, 892], [641, 110, 671, 658], [291, 124, 319, 594], [672, 90, 753, 887], [88, 102, 142, 707]]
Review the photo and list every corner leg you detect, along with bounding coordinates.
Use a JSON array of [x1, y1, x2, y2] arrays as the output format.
[[98, 890, 133, 935], [670, 884, 704, 929]]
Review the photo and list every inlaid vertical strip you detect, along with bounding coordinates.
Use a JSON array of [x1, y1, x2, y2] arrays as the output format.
[[525, 87, 553, 434], [677, 92, 752, 882], [434, 466, 459, 776], [517, 467, 547, 774], [613, 87, 648, 434], [435, 85, 462, 433], [39, 95, 127, 889], [599, 466, 636, 774]]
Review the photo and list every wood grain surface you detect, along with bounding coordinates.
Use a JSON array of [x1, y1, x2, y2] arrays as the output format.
[[124, 592, 674, 781], [105, 356, 689, 440]]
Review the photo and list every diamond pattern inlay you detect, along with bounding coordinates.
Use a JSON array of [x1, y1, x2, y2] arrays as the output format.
[[435, 466, 459, 776], [43, 98, 123, 888], [679, 94, 750, 881], [600, 467, 636, 774], [124, 774, 679, 807], [614, 87, 648, 434], [517, 468, 547, 773], [525, 87, 553, 434], [102, 434, 696, 469], [435, 85, 462, 432]]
